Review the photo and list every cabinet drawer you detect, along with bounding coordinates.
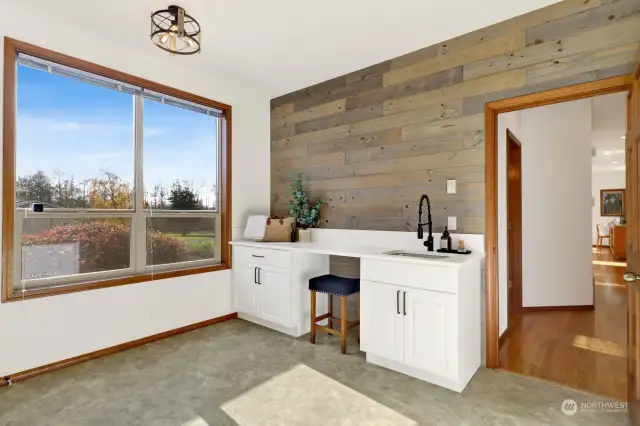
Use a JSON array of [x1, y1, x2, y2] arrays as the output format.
[[361, 259, 457, 294], [234, 246, 290, 269]]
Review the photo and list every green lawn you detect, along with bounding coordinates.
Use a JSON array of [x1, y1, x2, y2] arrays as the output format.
[[165, 233, 214, 241]]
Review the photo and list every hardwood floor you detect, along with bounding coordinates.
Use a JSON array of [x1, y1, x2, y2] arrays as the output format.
[[499, 247, 628, 400]]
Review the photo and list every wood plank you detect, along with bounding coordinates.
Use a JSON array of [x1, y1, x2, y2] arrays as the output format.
[[402, 164, 485, 185], [271, 123, 295, 141], [294, 75, 383, 112], [463, 14, 640, 81], [348, 216, 410, 231], [384, 34, 524, 87], [272, 124, 350, 147], [271, 142, 307, 161], [346, 67, 463, 110], [384, 70, 526, 115], [272, 163, 355, 182], [391, 45, 439, 70], [345, 187, 405, 204], [345, 61, 392, 84], [401, 114, 485, 141], [275, 151, 345, 170], [526, 43, 638, 84], [345, 134, 465, 164], [280, 99, 346, 126], [354, 147, 484, 176], [295, 103, 383, 134], [271, 102, 294, 120], [272, 75, 347, 109], [351, 101, 462, 136], [330, 256, 360, 278], [306, 128, 402, 155], [461, 63, 635, 115], [430, 0, 602, 59], [400, 182, 484, 200], [271, 190, 345, 207], [328, 202, 404, 217], [526, 0, 640, 46], [403, 198, 484, 218], [272, 173, 406, 193]]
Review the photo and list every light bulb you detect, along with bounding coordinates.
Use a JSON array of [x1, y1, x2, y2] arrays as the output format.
[[160, 34, 169, 44], [186, 37, 194, 47]]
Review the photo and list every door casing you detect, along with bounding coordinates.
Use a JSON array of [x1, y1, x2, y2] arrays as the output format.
[[484, 75, 634, 368]]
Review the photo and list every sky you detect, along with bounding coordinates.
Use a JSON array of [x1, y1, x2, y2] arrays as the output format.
[[16, 65, 219, 204]]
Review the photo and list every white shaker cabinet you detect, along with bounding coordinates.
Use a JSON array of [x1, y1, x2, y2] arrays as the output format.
[[360, 258, 481, 393], [232, 245, 329, 337], [360, 280, 404, 364]]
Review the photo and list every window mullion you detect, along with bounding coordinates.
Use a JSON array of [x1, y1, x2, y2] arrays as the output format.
[[133, 93, 146, 273]]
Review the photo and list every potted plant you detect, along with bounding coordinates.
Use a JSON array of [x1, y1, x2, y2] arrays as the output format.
[[287, 177, 326, 242]]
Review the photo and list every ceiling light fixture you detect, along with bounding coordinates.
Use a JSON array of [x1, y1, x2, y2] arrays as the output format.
[[150, 5, 201, 55], [612, 161, 619, 164], [621, 136, 626, 139]]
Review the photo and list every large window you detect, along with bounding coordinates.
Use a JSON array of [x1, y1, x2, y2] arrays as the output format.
[[2, 39, 231, 301]]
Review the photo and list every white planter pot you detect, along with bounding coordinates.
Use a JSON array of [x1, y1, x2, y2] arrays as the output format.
[[298, 228, 312, 243]]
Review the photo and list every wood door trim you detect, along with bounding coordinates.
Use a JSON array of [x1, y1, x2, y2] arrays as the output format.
[[484, 74, 633, 368], [521, 305, 594, 312], [0, 312, 238, 387]]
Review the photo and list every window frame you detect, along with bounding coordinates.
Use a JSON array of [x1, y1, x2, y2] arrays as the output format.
[[2, 37, 232, 302]]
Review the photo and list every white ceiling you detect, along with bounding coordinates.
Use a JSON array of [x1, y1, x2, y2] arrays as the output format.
[[12, 0, 561, 97], [591, 92, 627, 172]]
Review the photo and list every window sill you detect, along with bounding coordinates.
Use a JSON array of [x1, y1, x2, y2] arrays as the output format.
[[1, 263, 230, 303]]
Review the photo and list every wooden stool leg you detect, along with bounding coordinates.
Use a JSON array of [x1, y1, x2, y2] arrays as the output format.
[[310, 291, 317, 344], [341, 295, 348, 354], [328, 294, 333, 329]]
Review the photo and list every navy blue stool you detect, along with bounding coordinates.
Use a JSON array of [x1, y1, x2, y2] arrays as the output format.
[[309, 274, 360, 354]]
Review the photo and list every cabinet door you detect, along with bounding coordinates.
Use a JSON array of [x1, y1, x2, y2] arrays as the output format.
[[360, 280, 403, 363], [403, 288, 457, 378], [234, 262, 260, 316], [259, 266, 291, 327]]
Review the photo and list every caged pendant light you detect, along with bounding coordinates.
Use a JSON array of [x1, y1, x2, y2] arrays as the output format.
[[150, 5, 201, 55]]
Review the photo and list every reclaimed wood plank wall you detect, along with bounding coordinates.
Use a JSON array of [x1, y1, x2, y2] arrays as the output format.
[[271, 0, 640, 243]]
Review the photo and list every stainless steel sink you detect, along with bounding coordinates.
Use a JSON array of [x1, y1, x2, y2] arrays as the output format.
[[383, 250, 450, 259]]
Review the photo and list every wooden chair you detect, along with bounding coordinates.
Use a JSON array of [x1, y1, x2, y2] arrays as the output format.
[[309, 274, 360, 354], [596, 224, 610, 248]]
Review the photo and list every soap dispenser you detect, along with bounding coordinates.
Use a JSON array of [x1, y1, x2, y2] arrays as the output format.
[[440, 227, 452, 251]]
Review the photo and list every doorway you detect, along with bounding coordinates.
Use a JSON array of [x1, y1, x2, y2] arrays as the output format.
[[484, 74, 638, 403]]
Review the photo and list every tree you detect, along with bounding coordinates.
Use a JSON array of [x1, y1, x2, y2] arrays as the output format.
[[88, 170, 132, 209], [168, 180, 202, 210], [16, 170, 54, 203]]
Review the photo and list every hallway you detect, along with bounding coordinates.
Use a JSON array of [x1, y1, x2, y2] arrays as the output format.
[[499, 247, 628, 400]]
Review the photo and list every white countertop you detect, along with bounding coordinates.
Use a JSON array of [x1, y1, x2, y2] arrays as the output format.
[[230, 240, 484, 268]]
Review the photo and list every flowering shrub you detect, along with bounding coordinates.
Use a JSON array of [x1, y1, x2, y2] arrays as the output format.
[[23, 221, 186, 273]]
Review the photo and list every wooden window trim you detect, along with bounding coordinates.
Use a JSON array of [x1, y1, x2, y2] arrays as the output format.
[[1, 37, 232, 303]]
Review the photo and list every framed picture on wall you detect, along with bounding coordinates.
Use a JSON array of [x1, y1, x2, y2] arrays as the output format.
[[600, 189, 625, 216]]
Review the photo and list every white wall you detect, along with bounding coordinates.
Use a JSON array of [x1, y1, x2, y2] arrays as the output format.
[[520, 100, 593, 308], [592, 170, 626, 245], [0, 5, 271, 376], [497, 111, 521, 336]]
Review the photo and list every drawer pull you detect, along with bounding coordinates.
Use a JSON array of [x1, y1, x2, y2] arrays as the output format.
[[397, 290, 400, 315], [403, 292, 407, 316], [252, 255, 265, 258]]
